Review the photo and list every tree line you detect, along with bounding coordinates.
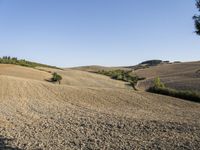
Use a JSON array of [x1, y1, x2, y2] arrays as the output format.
[[0, 56, 61, 69]]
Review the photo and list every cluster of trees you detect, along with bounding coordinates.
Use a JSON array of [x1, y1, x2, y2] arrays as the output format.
[[0, 56, 19, 64], [98, 70, 131, 80], [97, 70, 145, 90], [147, 77, 200, 103], [0, 56, 61, 69], [0, 57, 37, 67], [140, 60, 163, 66]]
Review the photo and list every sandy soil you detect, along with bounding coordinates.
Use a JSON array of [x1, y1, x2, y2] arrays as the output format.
[[37, 67, 130, 89], [0, 64, 51, 81], [0, 64, 200, 149]]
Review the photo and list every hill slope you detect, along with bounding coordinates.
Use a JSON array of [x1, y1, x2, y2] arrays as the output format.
[[71, 65, 131, 72], [0, 64, 199, 149], [0, 64, 52, 81], [134, 61, 200, 91], [38, 66, 130, 88]]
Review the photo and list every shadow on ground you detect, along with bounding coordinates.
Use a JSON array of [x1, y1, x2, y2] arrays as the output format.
[[0, 136, 21, 150]]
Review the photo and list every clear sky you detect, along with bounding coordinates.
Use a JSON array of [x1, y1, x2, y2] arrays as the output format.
[[0, 0, 199, 67]]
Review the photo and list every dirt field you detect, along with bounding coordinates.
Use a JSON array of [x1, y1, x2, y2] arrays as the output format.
[[0, 64, 200, 149], [134, 61, 200, 91], [71, 65, 130, 73]]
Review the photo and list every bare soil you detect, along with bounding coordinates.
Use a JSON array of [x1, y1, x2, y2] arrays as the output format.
[[135, 61, 200, 91], [0, 64, 199, 149]]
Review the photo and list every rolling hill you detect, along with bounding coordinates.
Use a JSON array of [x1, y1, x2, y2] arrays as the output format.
[[74, 61, 200, 93], [134, 61, 200, 92], [0, 63, 199, 149], [71, 65, 131, 72]]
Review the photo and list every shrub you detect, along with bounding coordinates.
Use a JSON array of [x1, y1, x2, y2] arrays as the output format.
[[51, 72, 62, 84], [147, 87, 200, 103], [154, 77, 165, 88], [147, 77, 200, 103], [97, 69, 145, 90]]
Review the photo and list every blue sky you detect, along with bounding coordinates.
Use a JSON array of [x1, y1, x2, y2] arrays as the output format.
[[0, 0, 199, 67]]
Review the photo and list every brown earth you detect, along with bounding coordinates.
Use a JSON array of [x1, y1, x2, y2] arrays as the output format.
[[0, 64, 199, 149], [71, 65, 131, 72], [134, 61, 200, 91]]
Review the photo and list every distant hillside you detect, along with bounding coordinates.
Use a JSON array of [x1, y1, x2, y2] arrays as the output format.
[[125, 59, 170, 70], [71, 65, 131, 73], [73, 60, 171, 73], [73, 60, 200, 94], [134, 61, 200, 92], [140, 60, 166, 66]]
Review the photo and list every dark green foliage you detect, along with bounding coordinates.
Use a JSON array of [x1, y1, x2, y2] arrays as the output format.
[[193, 0, 200, 35], [147, 77, 200, 103], [148, 87, 200, 103], [97, 70, 145, 90], [51, 72, 62, 84], [0, 56, 61, 69], [140, 60, 162, 66], [125, 60, 171, 71]]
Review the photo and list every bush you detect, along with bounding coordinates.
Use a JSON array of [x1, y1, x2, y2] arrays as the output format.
[[154, 77, 165, 88], [51, 72, 62, 84], [147, 87, 200, 102], [97, 69, 145, 90], [147, 77, 200, 103]]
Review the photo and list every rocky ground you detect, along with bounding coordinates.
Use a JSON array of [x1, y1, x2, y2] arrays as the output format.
[[0, 64, 199, 149], [1, 106, 200, 150]]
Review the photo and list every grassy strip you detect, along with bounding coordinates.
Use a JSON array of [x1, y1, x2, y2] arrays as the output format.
[[0, 56, 62, 70], [97, 70, 145, 89], [147, 77, 200, 103]]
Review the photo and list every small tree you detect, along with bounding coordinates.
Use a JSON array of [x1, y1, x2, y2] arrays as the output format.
[[52, 72, 62, 84], [154, 77, 165, 88]]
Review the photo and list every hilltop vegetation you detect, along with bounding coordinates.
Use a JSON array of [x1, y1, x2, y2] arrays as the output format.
[[0, 56, 61, 69], [140, 60, 163, 66], [124, 59, 170, 70]]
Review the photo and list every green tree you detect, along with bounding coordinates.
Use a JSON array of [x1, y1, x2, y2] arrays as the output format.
[[52, 72, 62, 84], [154, 77, 165, 88], [193, 0, 200, 35]]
